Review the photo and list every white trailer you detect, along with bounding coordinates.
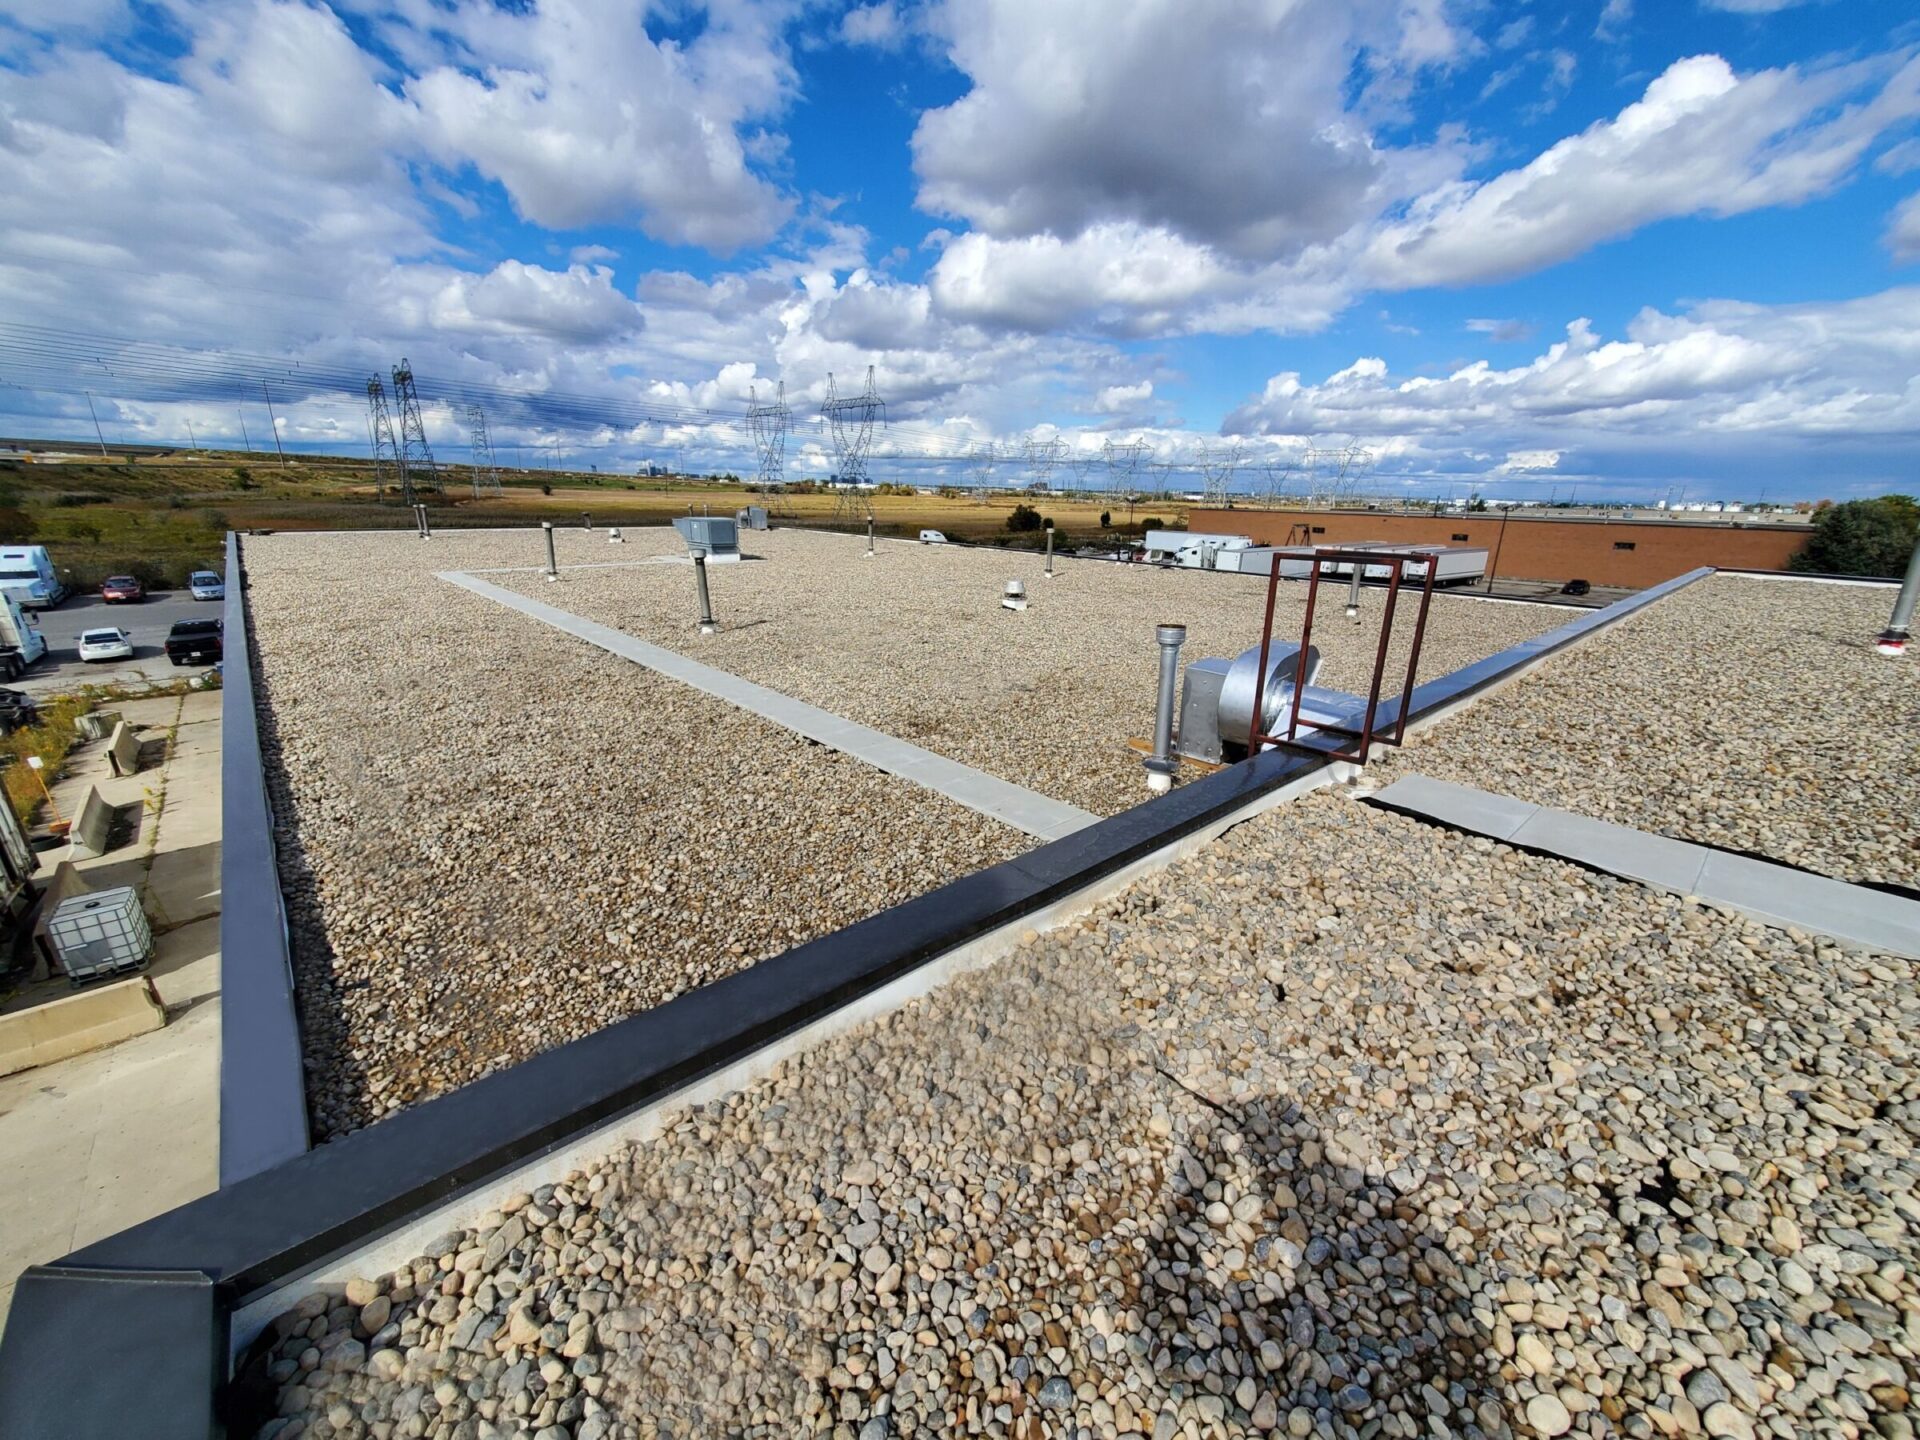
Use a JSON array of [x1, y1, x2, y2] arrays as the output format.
[[1142, 530, 1254, 570], [0, 592, 47, 675], [0, 546, 65, 609]]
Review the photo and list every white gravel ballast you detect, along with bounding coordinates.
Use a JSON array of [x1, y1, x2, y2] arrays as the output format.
[[245, 793, 1920, 1440]]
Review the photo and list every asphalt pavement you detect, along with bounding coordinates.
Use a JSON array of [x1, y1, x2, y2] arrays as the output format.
[[14, 588, 220, 693]]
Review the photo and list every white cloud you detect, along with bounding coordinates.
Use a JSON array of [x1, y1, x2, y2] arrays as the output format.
[[1466, 317, 1534, 342], [913, 0, 1463, 264], [569, 244, 620, 265], [1595, 0, 1632, 40], [1889, 194, 1920, 263], [409, 0, 796, 251], [1700, 0, 1812, 11], [840, 2, 904, 48], [1224, 291, 1920, 480], [1094, 381, 1152, 413], [1364, 53, 1920, 290], [1496, 449, 1562, 472]]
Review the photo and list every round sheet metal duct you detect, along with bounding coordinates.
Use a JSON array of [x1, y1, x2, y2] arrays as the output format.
[[1217, 643, 1321, 749]]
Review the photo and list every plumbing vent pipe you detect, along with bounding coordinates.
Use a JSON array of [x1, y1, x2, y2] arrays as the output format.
[[1045, 524, 1055, 578], [866, 515, 875, 558], [542, 521, 558, 581], [1144, 624, 1186, 794], [1002, 580, 1028, 611], [608, 527, 625, 544], [694, 554, 717, 635], [1876, 536, 1920, 656]]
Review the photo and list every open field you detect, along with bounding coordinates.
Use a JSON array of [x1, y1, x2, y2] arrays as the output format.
[[1373, 574, 1920, 891], [497, 527, 1565, 815], [250, 791, 1920, 1440], [0, 447, 1187, 588]]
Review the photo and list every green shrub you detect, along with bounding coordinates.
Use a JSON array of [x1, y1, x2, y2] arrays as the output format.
[[1006, 503, 1044, 533], [1791, 496, 1918, 577]]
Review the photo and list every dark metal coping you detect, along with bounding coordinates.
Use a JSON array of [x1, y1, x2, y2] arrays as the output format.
[[220, 532, 310, 1186], [0, 563, 1719, 1440]]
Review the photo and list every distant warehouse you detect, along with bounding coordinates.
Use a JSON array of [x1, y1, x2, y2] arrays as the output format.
[[1190, 507, 1813, 588]]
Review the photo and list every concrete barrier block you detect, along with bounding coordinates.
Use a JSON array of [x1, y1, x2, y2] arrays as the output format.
[[107, 721, 142, 777], [70, 785, 115, 857], [0, 975, 166, 1077]]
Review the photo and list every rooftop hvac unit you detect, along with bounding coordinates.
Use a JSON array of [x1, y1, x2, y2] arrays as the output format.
[[735, 505, 769, 530], [47, 886, 152, 984], [672, 516, 742, 562]]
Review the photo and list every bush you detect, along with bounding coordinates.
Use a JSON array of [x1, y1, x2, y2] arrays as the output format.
[[1791, 496, 1918, 577], [231, 467, 255, 490], [2, 692, 92, 826], [1006, 503, 1044, 533], [541, 483, 553, 496], [1100, 510, 1111, 528]]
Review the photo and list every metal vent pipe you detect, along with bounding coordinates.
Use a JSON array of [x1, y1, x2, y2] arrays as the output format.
[[542, 521, 557, 580], [1144, 624, 1186, 794], [1878, 535, 1920, 656]]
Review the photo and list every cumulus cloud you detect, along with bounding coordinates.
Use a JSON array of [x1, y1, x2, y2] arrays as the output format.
[[1094, 381, 1152, 413], [913, 0, 1462, 264], [409, 0, 796, 251], [840, 2, 905, 48], [1364, 53, 1920, 290], [1224, 288, 1920, 492]]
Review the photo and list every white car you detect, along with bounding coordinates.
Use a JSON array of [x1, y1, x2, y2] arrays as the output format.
[[77, 627, 133, 663], [188, 570, 224, 602]]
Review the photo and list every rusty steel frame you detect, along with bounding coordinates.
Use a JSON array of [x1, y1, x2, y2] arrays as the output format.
[[1246, 548, 1440, 765]]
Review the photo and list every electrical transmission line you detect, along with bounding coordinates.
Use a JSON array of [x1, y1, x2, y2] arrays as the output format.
[[466, 404, 502, 498], [1023, 436, 1066, 492], [1198, 441, 1246, 506]]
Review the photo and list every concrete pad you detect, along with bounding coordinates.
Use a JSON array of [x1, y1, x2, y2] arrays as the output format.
[[1507, 807, 1710, 895], [0, 977, 166, 1078], [1372, 774, 1541, 842], [1695, 854, 1920, 960]]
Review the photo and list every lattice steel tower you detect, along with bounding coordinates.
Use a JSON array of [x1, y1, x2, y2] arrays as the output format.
[[465, 404, 502, 499], [824, 367, 884, 522], [366, 376, 404, 503], [1102, 439, 1149, 505], [747, 382, 790, 491], [1198, 441, 1245, 506], [392, 359, 438, 498], [1023, 436, 1066, 492]]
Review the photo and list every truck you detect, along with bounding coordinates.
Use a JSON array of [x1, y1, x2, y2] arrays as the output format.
[[0, 593, 48, 680], [0, 546, 65, 610], [164, 618, 224, 666]]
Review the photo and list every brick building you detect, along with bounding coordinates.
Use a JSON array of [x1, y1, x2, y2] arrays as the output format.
[[1188, 508, 1811, 588]]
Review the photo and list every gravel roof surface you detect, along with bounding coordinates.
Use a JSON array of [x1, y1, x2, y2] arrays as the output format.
[[489, 528, 1565, 816], [244, 530, 1028, 1138], [1372, 574, 1920, 891], [249, 792, 1919, 1440]]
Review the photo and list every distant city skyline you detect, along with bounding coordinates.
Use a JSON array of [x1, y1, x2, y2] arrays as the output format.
[[2, 1, 1917, 501]]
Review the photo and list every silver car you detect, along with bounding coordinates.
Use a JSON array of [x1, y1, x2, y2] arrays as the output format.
[[189, 570, 225, 601]]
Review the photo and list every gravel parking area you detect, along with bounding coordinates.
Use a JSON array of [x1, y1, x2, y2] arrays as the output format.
[[489, 529, 1564, 816], [248, 792, 1919, 1440], [244, 531, 1028, 1138], [1373, 574, 1920, 891]]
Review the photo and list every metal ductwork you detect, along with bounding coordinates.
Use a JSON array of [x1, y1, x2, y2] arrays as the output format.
[[1178, 643, 1322, 763]]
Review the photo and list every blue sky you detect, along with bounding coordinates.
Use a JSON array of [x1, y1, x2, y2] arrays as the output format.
[[1, 0, 1918, 501]]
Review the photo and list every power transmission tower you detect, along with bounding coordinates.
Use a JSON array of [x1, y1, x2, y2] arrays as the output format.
[[967, 442, 1000, 498], [824, 367, 884, 523], [1023, 436, 1066, 493], [465, 404, 502, 498], [1261, 453, 1305, 507], [747, 382, 792, 517], [1102, 439, 1150, 508], [366, 376, 404, 502], [392, 359, 438, 499], [1306, 444, 1374, 505], [1198, 441, 1245, 506]]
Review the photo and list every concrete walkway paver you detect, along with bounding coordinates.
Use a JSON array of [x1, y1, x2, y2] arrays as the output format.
[[1372, 772, 1920, 959]]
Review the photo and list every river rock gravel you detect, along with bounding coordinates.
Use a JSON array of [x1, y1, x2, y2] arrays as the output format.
[[247, 791, 1920, 1440], [1372, 574, 1920, 890], [244, 530, 1028, 1138], [491, 527, 1563, 815]]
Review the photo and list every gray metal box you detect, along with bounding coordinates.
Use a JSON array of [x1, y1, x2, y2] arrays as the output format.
[[1177, 658, 1231, 763], [672, 516, 741, 559], [735, 505, 768, 530], [48, 886, 152, 983]]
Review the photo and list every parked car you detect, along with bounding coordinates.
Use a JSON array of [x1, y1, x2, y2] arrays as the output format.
[[0, 688, 37, 732], [919, 529, 949, 544], [78, 627, 134, 663], [188, 570, 224, 601], [164, 618, 223, 665], [1560, 578, 1592, 597], [100, 575, 145, 604]]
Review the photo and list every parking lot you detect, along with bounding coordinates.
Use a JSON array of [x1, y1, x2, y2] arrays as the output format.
[[14, 587, 219, 693]]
